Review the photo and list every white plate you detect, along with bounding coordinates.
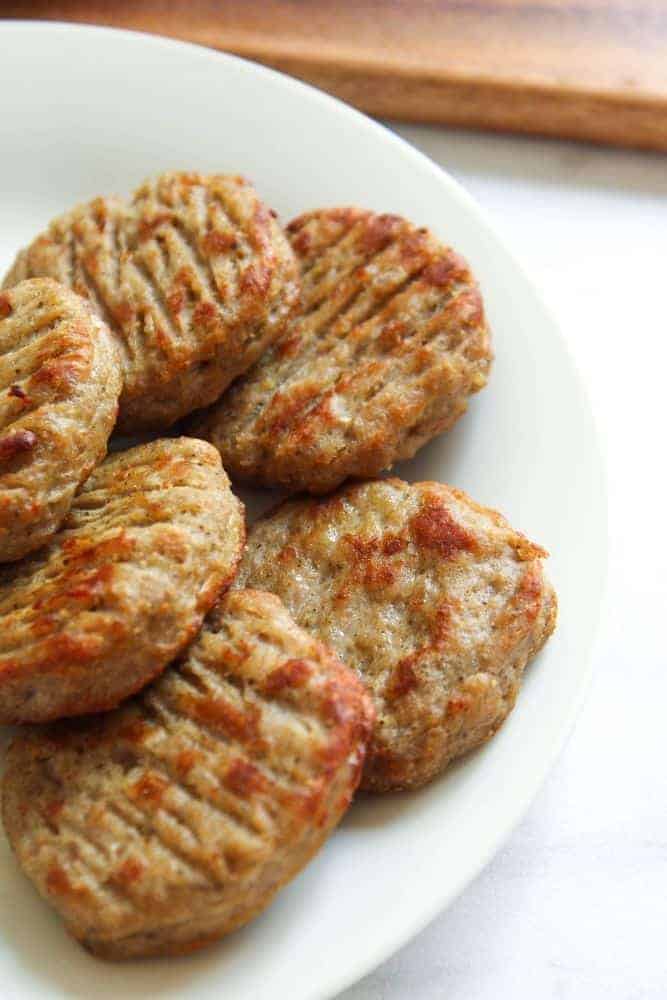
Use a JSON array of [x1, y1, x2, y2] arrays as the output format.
[[0, 22, 606, 1000]]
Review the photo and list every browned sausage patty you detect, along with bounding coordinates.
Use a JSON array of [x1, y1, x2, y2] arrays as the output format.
[[236, 478, 557, 791], [2, 589, 375, 959], [189, 208, 492, 493], [0, 438, 244, 723], [0, 279, 121, 562], [3, 173, 300, 431]]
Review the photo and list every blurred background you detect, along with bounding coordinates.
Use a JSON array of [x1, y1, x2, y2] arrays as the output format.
[[2, 0, 667, 151]]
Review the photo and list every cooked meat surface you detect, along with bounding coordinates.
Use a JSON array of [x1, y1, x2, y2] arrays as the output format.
[[3, 173, 300, 430], [2, 589, 374, 958], [236, 477, 557, 791], [190, 208, 491, 492], [0, 278, 121, 561], [0, 437, 244, 723]]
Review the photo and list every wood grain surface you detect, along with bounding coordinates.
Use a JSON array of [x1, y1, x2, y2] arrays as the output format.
[[4, 1, 667, 151]]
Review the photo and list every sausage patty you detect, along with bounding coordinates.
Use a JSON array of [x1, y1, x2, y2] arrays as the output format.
[[236, 477, 557, 791], [3, 173, 300, 431], [0, 279, 121, 562], [2, 589, 374, 958], [0, 437, 244, 723], [189, 208, 492, 493]]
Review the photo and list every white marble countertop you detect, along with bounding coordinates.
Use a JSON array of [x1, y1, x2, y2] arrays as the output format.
[[341, 125, 667, 1000]]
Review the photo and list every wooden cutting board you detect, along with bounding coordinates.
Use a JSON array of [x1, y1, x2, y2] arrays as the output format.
[[4, 1, 667, 152]]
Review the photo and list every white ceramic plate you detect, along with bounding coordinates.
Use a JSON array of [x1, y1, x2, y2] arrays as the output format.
[[0, 22, 605, 1000]]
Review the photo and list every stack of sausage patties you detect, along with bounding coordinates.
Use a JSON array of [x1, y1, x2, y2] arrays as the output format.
[[0, 173, 556, 958]]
